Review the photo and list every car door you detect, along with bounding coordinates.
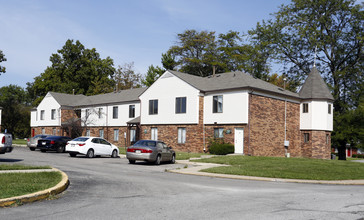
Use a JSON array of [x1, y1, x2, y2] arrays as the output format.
[[99, 139, 112, 155], [91, 138, 101, 155], [160, 142, 170, 161]]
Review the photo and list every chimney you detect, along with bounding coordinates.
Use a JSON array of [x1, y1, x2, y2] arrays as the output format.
[[72, 89, 75, 95], [212, 65, 216, 77]]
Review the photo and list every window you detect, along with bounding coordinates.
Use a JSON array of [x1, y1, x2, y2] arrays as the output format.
[[303, 103, 309, 113], [75, 109, 81, 118], [213, 96, 223, 113], [176, 97, 187, 114], [328, 104, 331, 114], [214, 128, 224, 138], [178, 128, 186, 144], [52, 128, 56, 135], [42, 128, 45, 135], [85, 109, 90, 118], [114, 129, 119, 141], [129, 105, 135, 118], [113, 106, 118, 119], [130, 129, 136, 143], [98, 108, 103, 119], [86, 129, 90, 137], [51, 109, 56, 120], [304, 133, 310, 143], [151, 127, 158, 140], [326, 134, 330, 145], [40, 110, 45, 120], [149, 100, 158, 115], [99, 129, 104, 138]]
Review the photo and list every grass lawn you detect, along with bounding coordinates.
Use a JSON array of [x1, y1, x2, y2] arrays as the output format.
[[196, 155, 364, 180], [0, 164, 51, 170], [176, 152, 208, 160], [0, 172, 62, 199], [12, 139, 27, 145]]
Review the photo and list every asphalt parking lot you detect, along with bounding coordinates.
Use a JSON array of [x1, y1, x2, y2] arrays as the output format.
[[1, 147, 364, 220]]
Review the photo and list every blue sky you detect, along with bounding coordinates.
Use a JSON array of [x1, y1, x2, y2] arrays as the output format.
[[0, 0, 294, 88]]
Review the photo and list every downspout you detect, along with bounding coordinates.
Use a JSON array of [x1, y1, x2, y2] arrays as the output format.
[[106, 105, 109, 139], [248, 89, 253, 156]]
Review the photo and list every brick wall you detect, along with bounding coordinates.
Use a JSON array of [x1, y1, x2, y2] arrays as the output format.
[[301, 130, 331, 159], [33, 126, 63, 136], [249, 94, 301, 158]]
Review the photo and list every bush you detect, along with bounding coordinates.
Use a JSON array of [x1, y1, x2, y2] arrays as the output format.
[[352, 154, 364, 158], [209, 142, 234, 155]]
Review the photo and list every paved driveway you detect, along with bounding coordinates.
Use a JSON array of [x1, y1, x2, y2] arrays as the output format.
[[1, 147, 364, 220]]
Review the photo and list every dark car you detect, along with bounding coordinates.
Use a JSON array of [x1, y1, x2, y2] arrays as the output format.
[[126, 140, 175, 165], [37, 136, 72, 153]]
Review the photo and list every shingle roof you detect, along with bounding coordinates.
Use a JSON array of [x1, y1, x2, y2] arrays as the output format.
[[299, 67, 334, 101], [48, 87, 147, 107], [168, 70, 299, 98]]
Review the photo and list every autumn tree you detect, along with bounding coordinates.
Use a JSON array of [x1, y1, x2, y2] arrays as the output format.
[[114, 62, 142, 90]]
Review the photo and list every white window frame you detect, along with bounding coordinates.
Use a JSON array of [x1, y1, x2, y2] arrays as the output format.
[[214, 128, 224, 138], [114, 129, 119, 141], [151, 127, 158, 140], [99, 129, 104, 138], [51, 109, 56, 120], [213, 95, 223, 113], [40, 110, 45, 120], [113, 106, 118, 119], [178, 127, 186, 144], [86, 129, 90, 137]]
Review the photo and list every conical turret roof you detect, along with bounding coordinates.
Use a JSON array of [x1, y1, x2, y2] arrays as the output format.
[[299, 67, 334, 101]]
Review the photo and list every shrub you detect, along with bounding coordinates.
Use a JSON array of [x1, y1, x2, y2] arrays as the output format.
[[209, 142, 234, 155]]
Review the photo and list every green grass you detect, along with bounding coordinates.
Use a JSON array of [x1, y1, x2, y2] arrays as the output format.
[[12, 139, 27, 145], [175, 152, 208, 160], [196, 155, 364, 180], [0, 172, 62, 199], [118, 147, 127, 154], [0, 164, 51, 170]]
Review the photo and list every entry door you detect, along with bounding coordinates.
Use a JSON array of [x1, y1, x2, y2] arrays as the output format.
[[234, 128, 244, 154]]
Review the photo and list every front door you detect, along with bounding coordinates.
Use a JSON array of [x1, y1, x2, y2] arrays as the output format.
[[234, 128, 244, 154]]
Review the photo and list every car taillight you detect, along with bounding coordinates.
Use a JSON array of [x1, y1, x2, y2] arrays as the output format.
[[127, 148, 134, 152], [1, 136, 5, 144], [127, 148, 152, 153], [142, 149, 153, 153], [27, 138, 29, 142], [78, 144, 85, 146], [50, 140, 55, 144]]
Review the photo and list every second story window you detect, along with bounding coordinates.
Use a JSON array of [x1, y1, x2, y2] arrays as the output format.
[[113, 106, 118, 119], [213, 95, 223, 113], [40, 110, 45, 120], [176, 97, 186, 114], [51, 109, 56, 120], [303, 103, 309, 113], [149, 100, 158, 115], [328, 104, 332, 114], [98, 108, 103, 119], [129, 105, 135, 118], [85, 109, 90, 118]]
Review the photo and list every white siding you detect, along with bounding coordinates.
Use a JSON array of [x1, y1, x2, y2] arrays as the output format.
[[80, 102, 140, 127], [140, 71, 200, 125], [300, 101, 333, 131], [0, 108, 2, 126], [204, 91, 249, 124], [32, 93, 61, 127]]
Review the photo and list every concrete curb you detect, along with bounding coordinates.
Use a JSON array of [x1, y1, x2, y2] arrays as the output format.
[[0, 168, 69, 207], [169, 160, 364, 185]]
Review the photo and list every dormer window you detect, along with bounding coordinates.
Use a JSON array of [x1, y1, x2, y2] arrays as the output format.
[[328, 104, 331, 114], [303, 103, 309, 113]]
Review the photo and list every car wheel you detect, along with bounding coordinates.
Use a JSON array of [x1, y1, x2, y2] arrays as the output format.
[[29, 147, 35, 151], [111, 150, 118, 158], [69, 153, 77, 157], [41, 149, 46, 153], [154, 155, 161, 165], [170, 154, 176, 164], [86, 149, 94, 158], [57, 146, 65, 153], [129, 160, 135, 164]]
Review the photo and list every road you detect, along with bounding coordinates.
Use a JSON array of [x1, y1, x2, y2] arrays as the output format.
[[1, 147, 364, 220]]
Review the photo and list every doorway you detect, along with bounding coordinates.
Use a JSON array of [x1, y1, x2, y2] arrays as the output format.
[[234, 128, 244, 154]]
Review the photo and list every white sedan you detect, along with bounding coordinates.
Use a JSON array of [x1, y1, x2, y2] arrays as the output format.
[[66, 137, 119, 158]]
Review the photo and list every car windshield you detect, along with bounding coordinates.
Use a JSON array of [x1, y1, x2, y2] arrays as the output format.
[[72, 137, 89, 142], [134, 140, 156, 147]]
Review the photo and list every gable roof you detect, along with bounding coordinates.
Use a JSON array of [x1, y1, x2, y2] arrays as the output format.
[[48, 87, 147, 107], [168, 70, 300, 98], [299, 67, 334, 101]]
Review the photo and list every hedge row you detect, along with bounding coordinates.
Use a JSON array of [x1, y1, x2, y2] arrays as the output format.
[[209, 143, 234, 155]]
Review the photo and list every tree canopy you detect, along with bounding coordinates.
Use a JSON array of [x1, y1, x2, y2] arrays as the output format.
[[28, 39, 115, 105], [115, 62, 142, 90], [0, 50, 6, 74]]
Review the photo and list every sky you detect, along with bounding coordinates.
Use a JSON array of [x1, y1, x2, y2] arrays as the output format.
[[0, 0, 295, 88]]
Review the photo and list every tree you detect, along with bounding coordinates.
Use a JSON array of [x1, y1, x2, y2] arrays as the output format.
[[28, 39, 115, 105], [0, 50, 6, 74], [142, 65, 165, 87], [0, 85, 30, 138], [114, 62, 142, 90]]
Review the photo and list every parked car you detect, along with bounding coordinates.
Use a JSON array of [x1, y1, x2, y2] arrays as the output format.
[[126, 140, 175, 165], [37, 136, 72, 153], [66, 137, 119, 158], [27, 134, 53, 151], [0, 133, 13, 154]]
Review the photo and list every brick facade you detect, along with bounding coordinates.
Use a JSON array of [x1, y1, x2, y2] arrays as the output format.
[[249, 94, 302, 157], [301, 130, 331, 159]]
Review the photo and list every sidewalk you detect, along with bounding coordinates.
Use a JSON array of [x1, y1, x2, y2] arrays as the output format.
[[0, 168, 69, 207], [169, 160, 364, 185]]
